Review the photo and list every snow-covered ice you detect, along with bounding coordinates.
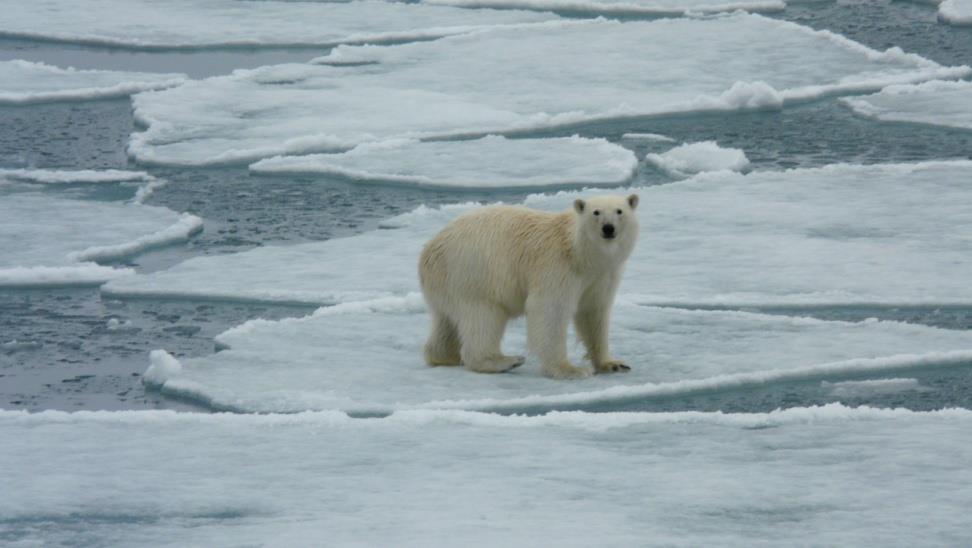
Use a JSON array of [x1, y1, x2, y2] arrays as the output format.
[[2, 405, 971, 546], [423, 0, 784, 16], [0, 194, 201, 287], [0, 60, 185, 104], [644, 141, 750, 175], [621, 132, 675, 142], [143, 295, 972, 414], [250, 136, 638, 189], [127, 14, 969, 166], [105, 160, 972, 307], [0, 0, 557, 49], [842, 79, 972, 130]]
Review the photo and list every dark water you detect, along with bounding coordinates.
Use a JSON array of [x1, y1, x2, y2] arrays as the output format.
[[2, 0, 971, 412]]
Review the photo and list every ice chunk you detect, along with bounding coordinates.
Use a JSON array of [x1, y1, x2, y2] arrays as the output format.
[[0, 60, 184, 104], [0, 194, 202, 287], [3, 405, 970, 546], [644, 141, 750, 175], [0, 168, 153, 184], [250, 136, 637, 189], [822, 378, 925, 397], [143, 295, 972, 414], [423, 0, 785, 15], [939, 0, 972, 25], [105, 160, 972, 307], [0, 0, 557, 49], [127, 14, 968, 166], [621, 132, 675, 142], [842, 79, 972, 130]]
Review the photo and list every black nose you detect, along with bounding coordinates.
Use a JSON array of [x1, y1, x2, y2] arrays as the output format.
[[602, 224, 615, 238]]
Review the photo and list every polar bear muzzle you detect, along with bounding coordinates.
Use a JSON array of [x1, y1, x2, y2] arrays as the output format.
[[602, 224, 616, 239]]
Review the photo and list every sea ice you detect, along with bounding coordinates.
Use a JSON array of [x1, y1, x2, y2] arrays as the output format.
[[0, 60, 185, 104], [0, 168, 153, 185], [2, 406, 970, 546], [0, 194, 202, 287], [127, 14, 969, 166], [0, 0, 557, 49], [143, 295, 972, 414], [821, 378, 925, 397], [939, 0, 972, 25], [250, 136, 638, 189], [842, 79, 972, 130], [105, 160, 972, 307], [423, 0, 784, 16], [644, 141, 750, 175]]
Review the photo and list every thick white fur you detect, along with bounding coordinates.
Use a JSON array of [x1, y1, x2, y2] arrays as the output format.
[[419, 194, 638, 379]]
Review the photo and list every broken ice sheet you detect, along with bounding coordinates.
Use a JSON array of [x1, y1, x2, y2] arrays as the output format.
[[0, 60, 185, 104]]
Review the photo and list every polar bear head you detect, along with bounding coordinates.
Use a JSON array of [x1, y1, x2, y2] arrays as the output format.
[[572, 194, 639, 251]]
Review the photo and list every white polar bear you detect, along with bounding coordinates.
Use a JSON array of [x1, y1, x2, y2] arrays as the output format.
[[419, 194, 639, 379]]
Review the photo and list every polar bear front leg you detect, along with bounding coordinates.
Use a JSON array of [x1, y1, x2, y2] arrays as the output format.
[[576, 280, 630, 374], [528, 293, 591, 379]]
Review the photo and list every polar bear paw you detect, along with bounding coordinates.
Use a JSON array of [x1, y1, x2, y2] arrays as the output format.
[[466, 355, 525, 374], [595, 360, 631, 374]]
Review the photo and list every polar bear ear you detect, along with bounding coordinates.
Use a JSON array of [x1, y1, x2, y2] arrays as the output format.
[[573, 199, 586, 214], [627, 194, 639, 210]]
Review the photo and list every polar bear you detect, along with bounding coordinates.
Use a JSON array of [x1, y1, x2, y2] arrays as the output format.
[[419, 194, 639, 379]]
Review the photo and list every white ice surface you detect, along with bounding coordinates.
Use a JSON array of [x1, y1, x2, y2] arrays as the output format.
[[842, 79, 972, 130], [144, 294, 972, 414], [0, 194, 202, 287], [621, 132, 675, 142], [939, 0, 972, 25], [644, 140, 750, 175], [0, 0, 556, 49], [2, 406, 971, 546], [424, 0, 784, 15], [250, 136, 638, 189], [127, 14, 969, 166], [0, 60, 184, 104], [105, 160, 972, 307]]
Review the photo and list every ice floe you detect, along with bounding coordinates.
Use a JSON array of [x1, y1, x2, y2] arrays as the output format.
[[2, 405, 971, 546], [0, 0, 557, 49], [842, 79, 972, 130], [0, 168, 153, 185], [644, 140, 750, 175], [250, 136, 638, 189], [423, 0, 784, 15], [127, 14, 969, 166], [105, 160, 972, 307], [0, 60, 185, 104], [0, 194, 202, 287], [143, 295, 972, 414]]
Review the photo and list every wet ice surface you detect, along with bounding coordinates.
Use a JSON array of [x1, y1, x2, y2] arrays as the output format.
[[2, 406, 971, 546], [424, 0, 785, 15]]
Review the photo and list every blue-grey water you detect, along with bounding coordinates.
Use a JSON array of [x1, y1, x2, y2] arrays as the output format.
[[1, 0, 971, 412]]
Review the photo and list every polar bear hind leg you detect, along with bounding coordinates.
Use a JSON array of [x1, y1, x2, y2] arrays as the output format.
[[424, 312, 462, 366]]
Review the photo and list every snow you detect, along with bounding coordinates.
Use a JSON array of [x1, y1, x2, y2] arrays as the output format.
[[250, 136, 638, 189], [644, 141, 750, 175], [423, 0, 785, 15], [0, 194, 202, 288], [127, 13, 969, 166], [842, 79, 972, 130], [939, 0, 972, 25], [142, 294, 972, 414], [2, 405, 971, 546], [0, 0, 557, 49], [105, 160, 972, 307], [0, 60, 185, 104]]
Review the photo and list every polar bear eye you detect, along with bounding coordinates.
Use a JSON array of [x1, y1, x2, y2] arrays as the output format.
[[593, 210, 600, 216]]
